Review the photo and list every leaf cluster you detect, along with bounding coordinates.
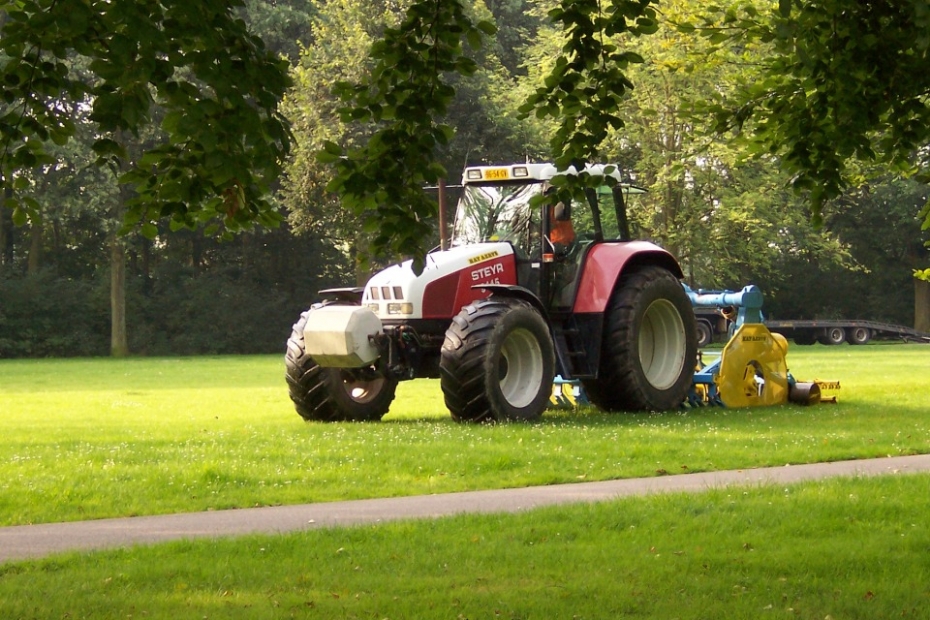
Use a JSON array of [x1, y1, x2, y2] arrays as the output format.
[[511, 0, 658, 220], [682, 0, 930, 226], [317, 0, 496, 273], [0, 0, 293, 237], [519, 0, 656, 168]]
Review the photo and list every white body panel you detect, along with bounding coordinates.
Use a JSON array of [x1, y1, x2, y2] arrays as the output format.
[[362, 243, 514, 320]]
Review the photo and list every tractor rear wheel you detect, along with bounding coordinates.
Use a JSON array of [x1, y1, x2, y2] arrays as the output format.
[[440, 297, 555, 422], [583, 266, 696, 412], [285, 310, 397, 422]]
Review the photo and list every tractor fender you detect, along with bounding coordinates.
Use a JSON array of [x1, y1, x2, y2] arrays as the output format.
[[572, 242, 684, 314], [474, 284, 548, 319]]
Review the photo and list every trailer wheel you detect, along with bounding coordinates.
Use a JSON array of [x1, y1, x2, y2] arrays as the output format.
[[849, 327, 871, 345], [583, 266, 697, 412], [285, 310, 397, 422], [440, 297, 555, 423], [695, 320, 713, 348], [818, 327, 846, 346]]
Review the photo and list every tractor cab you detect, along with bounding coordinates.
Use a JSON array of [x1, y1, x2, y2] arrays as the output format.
[[450, 163, 643, 309]]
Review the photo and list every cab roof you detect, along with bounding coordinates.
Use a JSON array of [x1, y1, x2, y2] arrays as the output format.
[[461, 163, 644, 193]]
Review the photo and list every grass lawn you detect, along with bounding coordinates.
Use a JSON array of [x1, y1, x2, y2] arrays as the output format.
[[1, 475, 928, 619], [1, 344, 929, 618], [0, 344, 928, 526]]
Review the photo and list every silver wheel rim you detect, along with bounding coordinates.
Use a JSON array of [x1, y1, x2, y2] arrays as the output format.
[[499, 327, 544, 409], [638, 299, 687, 390], [340, 371, 385, 404]]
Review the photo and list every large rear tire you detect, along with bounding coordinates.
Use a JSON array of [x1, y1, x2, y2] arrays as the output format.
[[440, 298, 555, 423], [285, 310, 397, 422], [582, 266, 697, 412]]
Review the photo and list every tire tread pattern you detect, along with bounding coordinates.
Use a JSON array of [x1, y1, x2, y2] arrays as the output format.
[[583, 266, 696, 412], [284, 310, 395, 422], [440, 298, 553, 423]]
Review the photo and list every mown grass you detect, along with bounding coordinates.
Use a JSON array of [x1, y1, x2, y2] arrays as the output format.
[[2, 474, 928, 619], [0, 345, 928, 527]]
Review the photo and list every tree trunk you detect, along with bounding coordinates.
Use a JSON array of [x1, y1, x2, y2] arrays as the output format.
[[110, 233, 129, 357], [916, 277, 930, 333], [27, 219, 42, 274], [108, 130, 133, 357], [0, 193, 12, 266], [109, 169, 133, 357]]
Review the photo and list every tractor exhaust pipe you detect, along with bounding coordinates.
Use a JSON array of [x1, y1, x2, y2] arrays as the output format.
[[439, 178, 449, 251]]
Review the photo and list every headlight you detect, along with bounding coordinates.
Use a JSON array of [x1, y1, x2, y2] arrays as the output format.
[[387, 303, 414, 315]]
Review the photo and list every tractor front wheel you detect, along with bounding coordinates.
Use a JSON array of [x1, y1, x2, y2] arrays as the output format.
[[285, 310, 397, 422], [583, 266, 696, 412], [440, 298, 555, 422]]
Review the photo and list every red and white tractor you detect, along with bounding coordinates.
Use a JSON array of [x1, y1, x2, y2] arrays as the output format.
[[285, 163, 697, 422]]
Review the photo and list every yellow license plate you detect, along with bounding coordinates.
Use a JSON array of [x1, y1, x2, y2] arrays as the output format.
[[483, 168, 509, 180]]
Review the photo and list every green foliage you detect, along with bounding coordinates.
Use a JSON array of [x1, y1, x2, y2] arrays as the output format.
[[0, 230, 354, 357], [810, 179, 930, 320], [684, 0, 930, 228], [0, 269, 109, 357], [519, 0, 656, 169], [511, 0, 658, 217], [127, 262, 294, 356], [319, 0, 497, 272], [2, 0, 926, 351], [282, 0, 411, 280], [240, 0, 317, 62], [0, 0, 293, 236], [285, 1, 540, 278]]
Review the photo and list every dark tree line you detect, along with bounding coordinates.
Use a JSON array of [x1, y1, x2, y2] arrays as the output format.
[[0, 0, 927, 358]]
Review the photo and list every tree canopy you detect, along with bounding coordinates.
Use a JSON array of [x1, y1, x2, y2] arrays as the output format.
[[0, 0, 926, 357], [0, 0, 292, 237], [322, 0, 930, 269], [687, 0, 930, 222], [3, 0, 929, 264]]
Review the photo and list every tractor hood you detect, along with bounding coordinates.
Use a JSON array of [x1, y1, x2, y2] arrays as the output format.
[[361, 243, 519, 320]]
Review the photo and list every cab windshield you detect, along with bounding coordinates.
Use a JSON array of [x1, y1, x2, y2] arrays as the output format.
[[450, 182, 543, 256], [450, 181, 633, 255]]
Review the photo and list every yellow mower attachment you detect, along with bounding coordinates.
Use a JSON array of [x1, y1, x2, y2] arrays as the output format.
[[716, 323, 790, 407], [549, 375, 589, 408], [685, 284, 839, 408], [812, 380, 841, 404]]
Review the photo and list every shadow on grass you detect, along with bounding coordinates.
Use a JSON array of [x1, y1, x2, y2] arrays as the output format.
[[382, 398, 930, 431]]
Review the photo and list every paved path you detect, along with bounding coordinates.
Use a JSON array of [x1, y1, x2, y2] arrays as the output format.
[[3, 454, 929, 564]]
